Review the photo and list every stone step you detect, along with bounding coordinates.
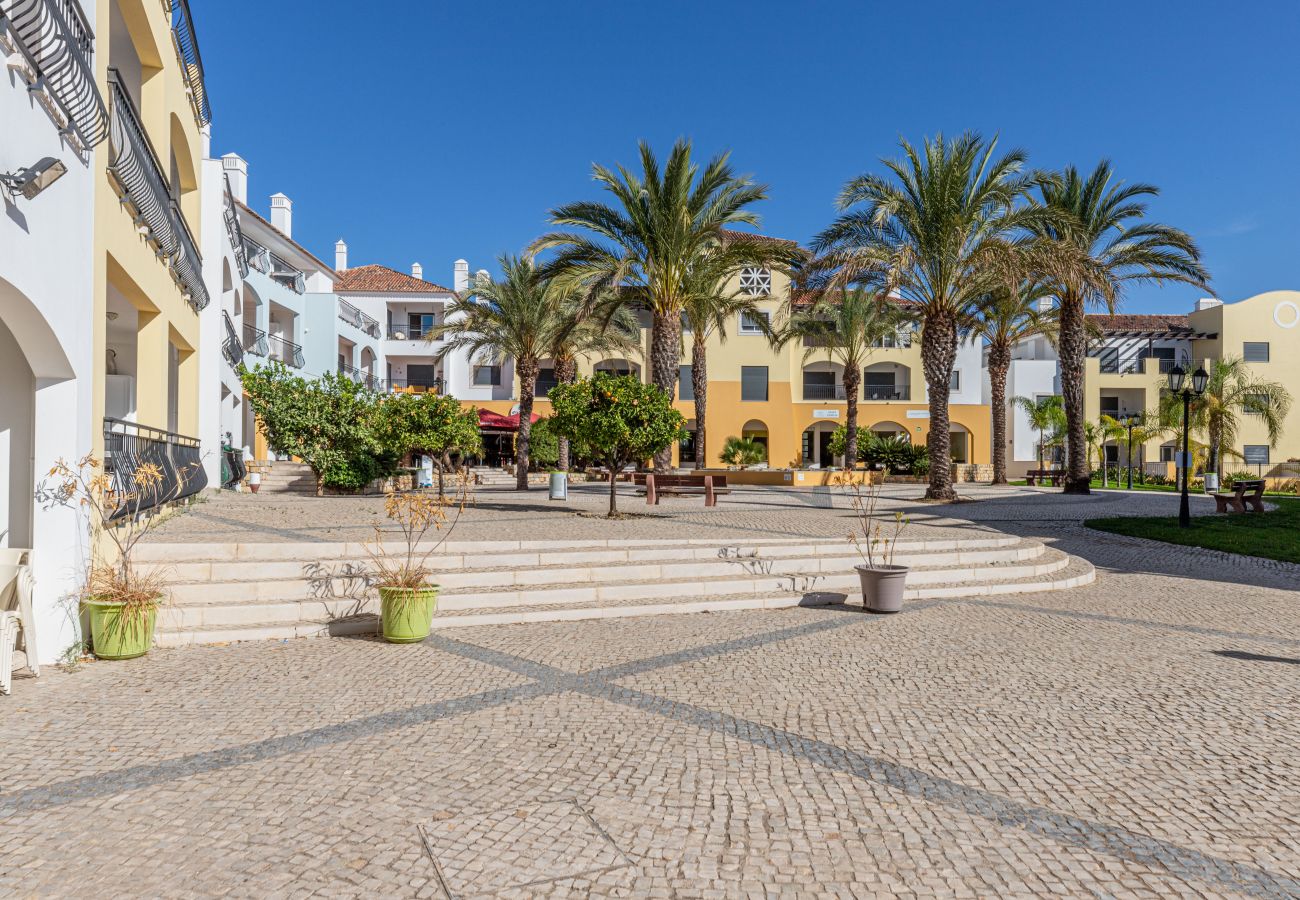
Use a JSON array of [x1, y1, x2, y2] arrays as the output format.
[[152, 557, 1096, 647]]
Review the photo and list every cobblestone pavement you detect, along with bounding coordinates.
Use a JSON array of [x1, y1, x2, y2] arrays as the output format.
[[5, 489, 1299, 897]]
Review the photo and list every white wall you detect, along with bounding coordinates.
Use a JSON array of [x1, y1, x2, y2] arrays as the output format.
[[1005, 359, 1061, 464]]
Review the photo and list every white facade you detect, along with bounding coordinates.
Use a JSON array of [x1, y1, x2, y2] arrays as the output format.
[[0, 2, 103, 663]]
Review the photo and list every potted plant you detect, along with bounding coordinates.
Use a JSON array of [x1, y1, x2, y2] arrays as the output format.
[[848, 478, 910, 613], [40, 455, 192, 659], [366, 477, 469, 643]]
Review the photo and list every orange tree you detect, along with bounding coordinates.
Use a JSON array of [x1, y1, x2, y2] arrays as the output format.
[[547, 373, 685, 517]]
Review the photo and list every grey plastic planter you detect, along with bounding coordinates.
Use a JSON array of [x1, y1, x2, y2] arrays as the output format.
[[856, 564, 908, 613]]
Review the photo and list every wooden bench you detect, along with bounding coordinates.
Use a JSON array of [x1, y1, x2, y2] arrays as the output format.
[[1212, 479, 1266, 514], [632, 473, 730, 506], [1025, 469, 1063, 487]]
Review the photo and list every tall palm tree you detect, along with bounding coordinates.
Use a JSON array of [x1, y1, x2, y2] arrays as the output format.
[[812, 132, 1049, 500], [1033, 161, 1209, 494], [1012, 394, 1066, 471], [533, 139, 787, 470], [1158, 356, 1292, 479], [973, 284, 1056, 484], [433, 254, 563, 490], [777, 288, 907, 467]]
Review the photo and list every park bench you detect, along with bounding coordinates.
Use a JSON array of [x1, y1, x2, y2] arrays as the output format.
[[1025, 469, 1063, 487], [632, 473, 730, 507], [1212, 479, 1266, 514]]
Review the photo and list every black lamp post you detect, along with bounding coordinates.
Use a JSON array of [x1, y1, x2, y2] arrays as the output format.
[[1167, 364, 1208, 528]]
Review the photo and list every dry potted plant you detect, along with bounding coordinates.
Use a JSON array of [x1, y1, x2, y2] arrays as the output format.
[[847, 478, 911, 613], [366, 475, 470, 643], [40, 455, 188, 659]]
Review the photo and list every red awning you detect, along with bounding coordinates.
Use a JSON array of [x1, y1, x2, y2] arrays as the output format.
[[477, 409, 540, 431]]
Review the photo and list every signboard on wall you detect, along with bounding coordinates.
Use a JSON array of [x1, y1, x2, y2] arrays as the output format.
[[812, 409, 840, 419], [905, 410, 929, 419]]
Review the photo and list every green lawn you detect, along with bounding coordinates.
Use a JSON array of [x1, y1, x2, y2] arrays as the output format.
[[1085, 497, 1300, 564]]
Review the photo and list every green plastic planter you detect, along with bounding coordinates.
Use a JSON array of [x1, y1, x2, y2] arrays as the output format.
[[378, 586, 438, 643], [85, 598, 158, 660]]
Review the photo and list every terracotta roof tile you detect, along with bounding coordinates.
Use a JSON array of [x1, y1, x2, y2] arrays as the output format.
[[334, 264, 455, 294], [1087, 313, 1193, 334]]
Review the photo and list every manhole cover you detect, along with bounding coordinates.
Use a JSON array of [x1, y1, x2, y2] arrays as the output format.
[[419, 799, 633, 897]]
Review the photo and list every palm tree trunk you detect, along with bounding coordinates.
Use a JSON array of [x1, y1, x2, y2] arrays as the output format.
[[921, 311, 958, 500], [691, 334, 708, 470], [843, 364, 861, 469], [1208, 419, 1222, 480], [649, 311, 681, 471], [988, 344, 1010, 484], [515, 357, 538, 491], [554, 356, 576, 471], [1058, 295, 1091, 494]]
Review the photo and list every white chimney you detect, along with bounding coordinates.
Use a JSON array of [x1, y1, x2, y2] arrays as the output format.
[[269, 192, 292, 238], [454, 259, 469, 292], [221, 153, 248, 203], [475, 268, 490, 286], [1195, 297, 1223, 311], [335, 239, 348, 271], [411, 262, 423, 280], [1036, 297, 1054, 313]]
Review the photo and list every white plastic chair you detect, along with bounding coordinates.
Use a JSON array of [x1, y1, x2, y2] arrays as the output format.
[[0, 549, 37, 691]]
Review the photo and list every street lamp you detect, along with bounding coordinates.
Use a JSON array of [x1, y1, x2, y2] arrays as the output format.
[[1167, 364, 1208, 528]]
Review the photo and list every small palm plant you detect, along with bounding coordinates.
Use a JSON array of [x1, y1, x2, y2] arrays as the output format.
[[719, 436, 767, 468], [1012, 395, 1067, 472]]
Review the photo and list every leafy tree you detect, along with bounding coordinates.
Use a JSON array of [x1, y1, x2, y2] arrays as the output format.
[[719, 436, 767, 468], [374, 392, 482, 498], [547, 374, 685, 516], [777, 287, 907, 467], [812, 133, 1050, 500], [1012, 395, 1067, 471], [972, 284, 1056, 484], [1084, 415, 1125, 485], [861, 433, 914, 473], [239, 363, 379, 496], [1032, 162, 1208, 494], [1158, 356, 1292, 479], [534, 138, 782, 470]]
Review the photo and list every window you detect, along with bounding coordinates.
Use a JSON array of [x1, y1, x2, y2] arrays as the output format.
[[739, 310, 769, 335], [408, 312, 435, 338], [1098, 347, 1119, 373], [536, 367, 558, 396], [1159, 444, 1177, 463], [1243, 445, 1270, 465], [1100, 396, 1120, 417], [407, 364, 438, 388], [1243, 393, 1268, 415], [741, 366, 768, 402], [678, 430, 696, 463], [1243, 342, 1270, 363], [949, 370, 961, 392], [472, 365, 501, 386], [739, 267, 771, 297], [678, 365, 694, 402]]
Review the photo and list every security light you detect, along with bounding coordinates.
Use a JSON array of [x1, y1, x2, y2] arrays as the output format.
[[1, 157, 68, 200], [1191, 366, 1209, 395], [1166, 365, 1185, 394]]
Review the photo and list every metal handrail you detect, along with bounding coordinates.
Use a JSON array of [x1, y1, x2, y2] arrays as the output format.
[[102, 416, 207, 520], [221, 311, 243, 367], [242, 322, 269, 357], [0, 0, 108, 149], [169, 196, 209, 310], [338, 298, 381, 337], [266, 331, 305, 368], [802, 383, 845, 401], [223, 176, 248, 278], [863, 385, 910, 401], [338, 362, 380, 391], [168, 0, 209, 127], [384, 378, 444, 393], [268, 251, 305, 293], [243, 236, 270, 273], [387, 324, 439, 341]]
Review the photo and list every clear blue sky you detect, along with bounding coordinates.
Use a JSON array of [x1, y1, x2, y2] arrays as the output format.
[[200, 1, 1300, 312]]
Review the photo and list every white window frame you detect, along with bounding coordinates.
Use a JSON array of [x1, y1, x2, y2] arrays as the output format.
[[738, 310, 769, 335], [472, 364, 501, 386], [949, 369, 961, 392]]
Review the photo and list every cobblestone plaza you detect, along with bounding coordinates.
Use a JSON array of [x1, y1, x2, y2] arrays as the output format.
[[2, 486, 1297, 897]]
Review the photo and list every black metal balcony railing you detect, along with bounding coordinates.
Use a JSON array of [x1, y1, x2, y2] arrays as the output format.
[[338, 363, 380, 391], [266, 331, 305, 368], [243, 236, 270, 274], [106, 69, 208, 311], [0, 0, 108, 149], [168, 0, 209, 127], [223, 176, 248, 278], [387, 323, 439, 341], [864, 385, 910, 401], [221, 311, 243, 368], [338, 299, 381, 338], [241, 322, 269, 357], [269, 252, 305, 293], [103, 417, 207, 521], [802, 383, 845, 401], [384, 378, 444, 394]]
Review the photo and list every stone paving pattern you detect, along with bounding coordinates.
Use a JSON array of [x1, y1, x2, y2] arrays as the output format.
[[3, 488, 1298, 897]]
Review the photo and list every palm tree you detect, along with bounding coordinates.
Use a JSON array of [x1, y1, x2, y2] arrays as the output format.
[[1093, 415, 1126, 486], [1158, 356, 1292, 480], [533, 139, 789, 470], [432, 254, 562, 490], [1012, 395, 1067, 471], [777, 287, 908, 467], [812, 132, 1049, 500], [1033, 161, 1209, 494], [973, 284, 1056, 484]]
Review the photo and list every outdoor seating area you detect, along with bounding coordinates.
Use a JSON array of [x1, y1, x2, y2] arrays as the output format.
[[1025, 468, 1064, 487], [633, 472, 730, 506], [1212, 479, 1267, 514]]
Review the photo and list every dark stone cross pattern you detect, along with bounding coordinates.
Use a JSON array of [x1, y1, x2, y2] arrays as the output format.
[[1, 602, 1296, 897]]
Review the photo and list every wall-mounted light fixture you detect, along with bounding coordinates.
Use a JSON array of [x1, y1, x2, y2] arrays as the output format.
[[1, 157, 67, 200]]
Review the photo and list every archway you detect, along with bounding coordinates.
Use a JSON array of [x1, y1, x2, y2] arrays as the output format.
[[741, 419, 769, 462], [867, 420, 911, 442], [593, 358, 641, 379], [801, 421, 840, 468], [864, 362, 911, 401], [801, 361, 844, 401], [950, 423, 972, 464]]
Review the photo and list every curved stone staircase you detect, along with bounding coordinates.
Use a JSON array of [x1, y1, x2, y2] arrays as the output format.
[[137, 535, 1096, 648]]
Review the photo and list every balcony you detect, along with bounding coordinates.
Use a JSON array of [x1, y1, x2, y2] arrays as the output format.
[[0, 0, 108, 150], [802, 382, 846, 401], [864, 384, 910, 401], [221, 311, 243, 368], [242, 322, 269, 357], [338, 362, 380, 391], [243, 236, 271, 274], [167, 0, 210, 127], [387, 323, 438, 341], [105, 69, 208, 311], [266, 332, 305, 368], [223, 176, 248, 278], [385, 378, 444, 394], [269, 252, 305, 294], [103, 417, 207, 520], [338, 299, 381, 338]]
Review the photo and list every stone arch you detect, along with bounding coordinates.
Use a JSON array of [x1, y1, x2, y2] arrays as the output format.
[[593, 358, 641, 379]]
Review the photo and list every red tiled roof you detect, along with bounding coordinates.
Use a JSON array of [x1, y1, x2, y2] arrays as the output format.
[[1087, 313, 1193, 334], [719, 228, 802, 249], [334, 264, 455, 294]]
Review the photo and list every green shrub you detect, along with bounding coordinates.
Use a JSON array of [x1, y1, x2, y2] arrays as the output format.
[[1223, 470, 1257, 488], [720, 436, 767, 467]]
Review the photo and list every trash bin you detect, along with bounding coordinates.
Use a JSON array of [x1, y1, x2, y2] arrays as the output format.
[[548, 471, 568, 501]]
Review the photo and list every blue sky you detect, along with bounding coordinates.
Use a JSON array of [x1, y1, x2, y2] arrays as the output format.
[[200, 1, 1300, 313]]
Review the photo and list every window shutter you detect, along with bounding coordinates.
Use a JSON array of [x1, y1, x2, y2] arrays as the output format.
[[1243, 342, 1270, 363], [1243, 445, 1270, 465], [741, 366, 768, 402], [678, 365, 694, 401]]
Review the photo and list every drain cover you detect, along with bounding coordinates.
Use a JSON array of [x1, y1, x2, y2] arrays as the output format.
[[419, 799, 633, 897]]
